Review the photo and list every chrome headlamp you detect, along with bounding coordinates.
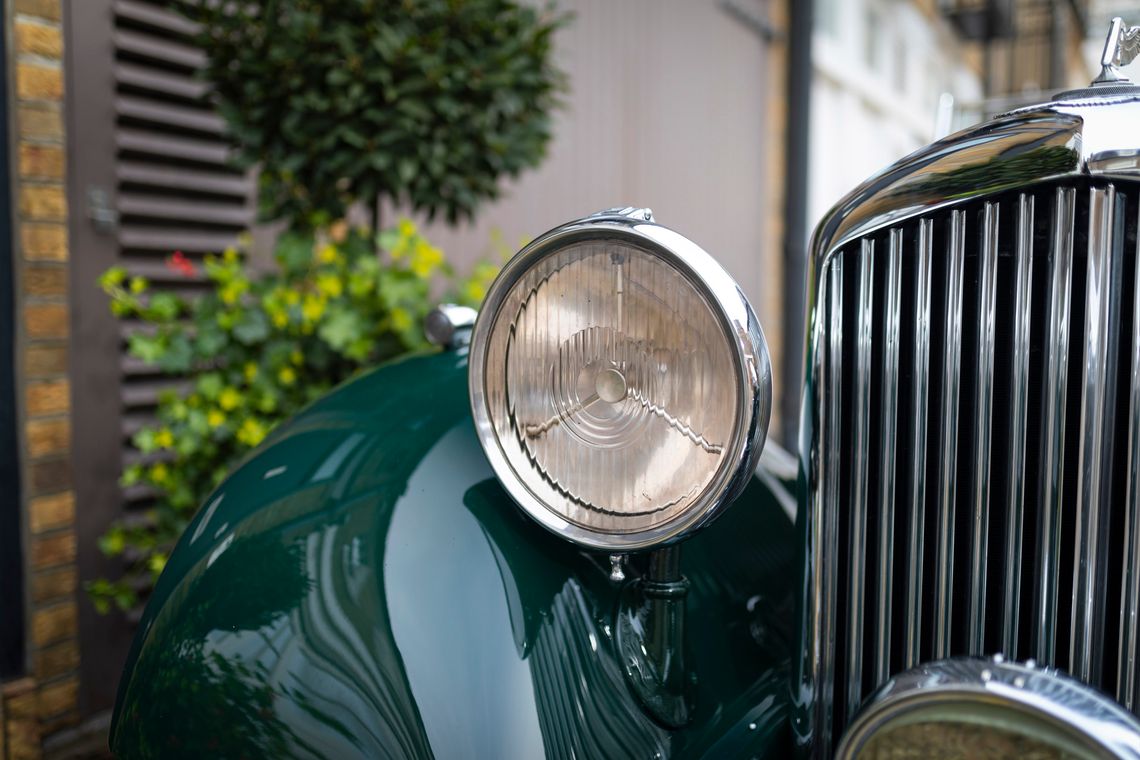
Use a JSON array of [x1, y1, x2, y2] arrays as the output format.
[[468, 208, 772, 550], [837, 657, 1140, 759]]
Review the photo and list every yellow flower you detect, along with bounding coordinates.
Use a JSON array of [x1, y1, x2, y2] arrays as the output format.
[[243, 362, 258, 383], [148, 553, 167, 575], [129, 276, 148, 295], [277, 366, 297, 386], [219, 387, 240, 411], [220, 279, 247, 306], [154, 428, 174, 449], [271, 310, 288, 329], [290, 349, 303, 366], [317, 243, 341, 265], [223, 246, 240, 264], [398, 218, 416, 238], [302, 294, 325, 323], [390, 307, 412, 332], [410, 240, 444, 278], [237, 418, 267, 447], [150, 462, 169, 485], [462, 281, 486, 304], [316, 272, 344, 298], [207, 409, 225, 428], [285, 289, 300, 306]]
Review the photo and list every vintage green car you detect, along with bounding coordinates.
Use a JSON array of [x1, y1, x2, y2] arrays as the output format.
[[112, 22, 1140, 760]]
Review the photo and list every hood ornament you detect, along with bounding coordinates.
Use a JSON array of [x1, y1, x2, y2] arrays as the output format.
[[1094, 17, 1140, 85]]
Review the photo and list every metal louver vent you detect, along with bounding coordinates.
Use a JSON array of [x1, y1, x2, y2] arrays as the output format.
[[110, 0, 254, 508], [812, 179, 1140, 748]]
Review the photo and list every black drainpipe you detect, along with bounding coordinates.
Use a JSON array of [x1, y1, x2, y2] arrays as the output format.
[[780, 0, 812, 450]]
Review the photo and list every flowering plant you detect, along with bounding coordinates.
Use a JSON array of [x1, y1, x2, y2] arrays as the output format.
[[88, 220, 495, 613]]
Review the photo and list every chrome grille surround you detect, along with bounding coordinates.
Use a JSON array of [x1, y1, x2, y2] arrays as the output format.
[[794, 92, 1140, 758]]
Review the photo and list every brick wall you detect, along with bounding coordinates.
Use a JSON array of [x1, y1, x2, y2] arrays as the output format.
[[2, 0, 78, 757]]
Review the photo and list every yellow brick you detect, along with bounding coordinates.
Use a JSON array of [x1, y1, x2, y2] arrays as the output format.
[[26, 416, 69, 457], [30, 531, 75, 573], [37, 676, 78, 719], [15, 0, 62, 22], [18, 102, 62, 141], [34, 639, 79, 681], [16, 20, 62, 59], [28, 491, 74, 533], [24, 343, 67, 375], [21, 222, 67, 261], [23, 263, 67, 298], [31, 566, 75, 603], [18, 143, 64, 179], [31, 601, 76, 647], [26, 377, 69, 415], [24, 302, 68, 339], [16, 62, 63, 100], [3, 680, 42, 760], [19, 185, 66, 221]]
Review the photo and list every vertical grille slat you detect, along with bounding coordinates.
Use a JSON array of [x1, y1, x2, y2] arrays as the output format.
[[817, 257, 846, 753], [1001, 194, 1035, 659], [902, 218, 933, 670], [872, 230, 903, 686], [844, 241, 876, 721], [1071, 186, 1123, 686], [1117, 198, 1140, 711], [814, 179, 1140, 749], [967, 202, 1000, 653], [1035, 186, 1077, 666], [933, 209, 967, 660]]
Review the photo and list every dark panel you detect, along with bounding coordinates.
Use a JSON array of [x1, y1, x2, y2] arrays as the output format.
[[66, 0, 135, 714]]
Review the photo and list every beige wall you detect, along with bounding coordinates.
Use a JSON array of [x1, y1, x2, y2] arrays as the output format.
[[403, 0, 788, 421]]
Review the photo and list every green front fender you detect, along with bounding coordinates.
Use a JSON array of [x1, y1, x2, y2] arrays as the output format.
[[110, 350, 797, 759]]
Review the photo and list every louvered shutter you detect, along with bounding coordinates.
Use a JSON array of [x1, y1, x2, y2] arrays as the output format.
[[68, 0, 255, 713], [111, 0, 255, 508]]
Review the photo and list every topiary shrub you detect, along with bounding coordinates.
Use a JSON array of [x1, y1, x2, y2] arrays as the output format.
[[179, 0, 568, 226]]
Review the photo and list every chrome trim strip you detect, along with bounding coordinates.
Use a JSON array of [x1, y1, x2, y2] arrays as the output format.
[[1118, 198, 1140, 712], [845, 241, 875, 722], [1002, 194, 1035, 659], [1035, 187, 1076, 666], [903, 219, 933, 670], [817, 256, 845, 754], [933, 210, 966, 660], [873, 229, 903, 686], [1071, 184, 1121, 684], [967, 202, 1000, 654]]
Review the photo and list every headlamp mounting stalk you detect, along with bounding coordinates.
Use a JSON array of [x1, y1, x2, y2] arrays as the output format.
[[467, 207, 773, 552]]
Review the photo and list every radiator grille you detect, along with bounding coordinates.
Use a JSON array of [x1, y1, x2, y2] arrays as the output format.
[[813, 179, 1140, 743]]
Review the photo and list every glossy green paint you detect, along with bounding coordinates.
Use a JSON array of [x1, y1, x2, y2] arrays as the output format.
[[111, 350, 797, 759]]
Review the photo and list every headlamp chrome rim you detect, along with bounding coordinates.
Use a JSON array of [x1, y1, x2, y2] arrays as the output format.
[[468, 211, 772, 551], [836, 656, 1140, 759]]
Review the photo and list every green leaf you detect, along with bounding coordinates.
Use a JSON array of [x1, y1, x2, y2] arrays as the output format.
[[232, 309, 270, 345], [317, 307, 364, 352]]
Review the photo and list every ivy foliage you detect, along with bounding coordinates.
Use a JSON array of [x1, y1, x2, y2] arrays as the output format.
[[177, 0, 568, 225], [89, 221, 498, 613]]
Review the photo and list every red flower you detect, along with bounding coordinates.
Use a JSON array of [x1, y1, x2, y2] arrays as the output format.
[[166, 251, 196, 277]]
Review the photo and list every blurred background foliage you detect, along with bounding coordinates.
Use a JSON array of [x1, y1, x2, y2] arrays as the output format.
[[178, 0, 569, 226], [90, 222, 498, 612], [88, 0, 565, 612]]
